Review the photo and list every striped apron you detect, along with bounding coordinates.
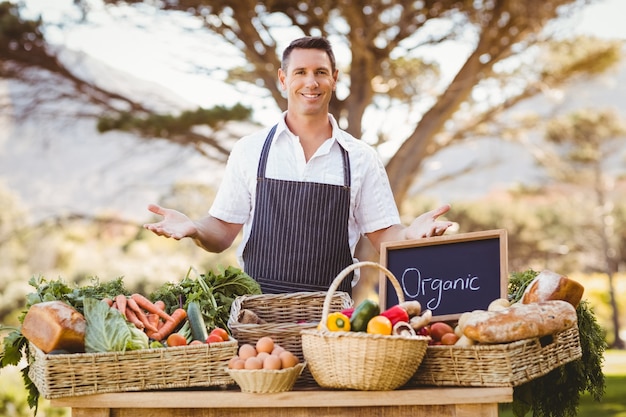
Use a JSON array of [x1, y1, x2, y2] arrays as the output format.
[[242, 125, 354, 294]]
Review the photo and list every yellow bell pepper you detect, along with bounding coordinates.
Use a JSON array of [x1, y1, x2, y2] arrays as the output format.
[[326, 312, 351, 331]]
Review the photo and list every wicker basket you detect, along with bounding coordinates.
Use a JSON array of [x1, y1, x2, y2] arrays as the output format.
[[410, 324, 582, 387], [227, 362, 306, 393], [28, 340, 237, 399], [227, 291, 352, 386], [300, 261, 430, 391]]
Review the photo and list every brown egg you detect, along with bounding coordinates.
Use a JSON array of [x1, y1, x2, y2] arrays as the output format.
[[228, 356, 245, 369], [263, 354, 282, 370], [279, 351, 299, 369], [256, 351, 270, 363], [238, 344, 257, 360], [256, 336, 275, 354], [244, 356, 264, 370], [271, 345, 286, 356]]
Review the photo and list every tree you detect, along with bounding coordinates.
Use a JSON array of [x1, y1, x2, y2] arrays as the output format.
[[0, 1, 250, 161], [3, 0, 622, 206], [540, 109, 626, 348], [98, 0, 623, 204]]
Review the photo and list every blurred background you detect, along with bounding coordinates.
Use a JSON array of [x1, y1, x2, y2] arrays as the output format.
[[1, 0, 625, 414]]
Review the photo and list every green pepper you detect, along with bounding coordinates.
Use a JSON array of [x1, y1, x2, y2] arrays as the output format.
[[326, 312, 351, 331], [349, 299, 380, 332]]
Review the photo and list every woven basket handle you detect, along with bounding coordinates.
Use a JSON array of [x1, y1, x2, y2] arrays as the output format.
[[319, 261, 405, 331]]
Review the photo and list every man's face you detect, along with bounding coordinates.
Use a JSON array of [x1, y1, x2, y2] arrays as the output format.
[[278, 48, 338, 117]]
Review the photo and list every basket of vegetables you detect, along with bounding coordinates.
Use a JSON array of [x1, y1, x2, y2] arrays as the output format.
[[2, 267, 261, 402], [300, 261, 430, 391]]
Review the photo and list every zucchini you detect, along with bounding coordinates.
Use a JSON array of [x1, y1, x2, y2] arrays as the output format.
[[186, 301, 209, 341], [349, 299, 380, 332]]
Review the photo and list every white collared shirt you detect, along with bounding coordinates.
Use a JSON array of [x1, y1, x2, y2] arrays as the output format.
[[209, 112, 400, 265]]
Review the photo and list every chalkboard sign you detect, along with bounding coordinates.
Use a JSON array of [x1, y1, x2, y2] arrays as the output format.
[[380, 229, 508, 321]]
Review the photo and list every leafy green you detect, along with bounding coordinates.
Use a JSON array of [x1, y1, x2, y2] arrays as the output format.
[[25, 275, 129, 314], [149, 266, 261, 331], [83, 298, 148, 352], [1, 326, 25, 367], [507, 270, 607, 417], [127, 326, 150, 351], [1, 326, 37, 413]]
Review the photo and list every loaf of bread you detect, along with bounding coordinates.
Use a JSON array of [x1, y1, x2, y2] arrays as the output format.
[[462, 300, 577, 344], [21, 301, 87, 353], [522, 270, 584, 307]]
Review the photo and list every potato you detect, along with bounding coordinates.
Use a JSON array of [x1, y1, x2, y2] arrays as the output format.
[[429, 322, 455, 342]]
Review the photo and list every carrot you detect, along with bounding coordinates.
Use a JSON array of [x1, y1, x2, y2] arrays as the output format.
[[115, 294, 128, 318], [131, 293, 172, 322], [146, 313, 160, 332], [127, 298, 158, 333], [125, 308, 145, 330], [154, 300, 166, 311], [101, 298, 114, 307], [148, 308, 187, 341]]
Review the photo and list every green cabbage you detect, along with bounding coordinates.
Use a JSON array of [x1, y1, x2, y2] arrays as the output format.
[[83, 298, 148, 352]]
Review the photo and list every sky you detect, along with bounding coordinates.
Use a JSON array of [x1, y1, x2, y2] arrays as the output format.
[[23, 0, 626, 114]]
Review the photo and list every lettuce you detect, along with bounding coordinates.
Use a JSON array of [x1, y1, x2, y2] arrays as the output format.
[[83, 298, 148, 352]]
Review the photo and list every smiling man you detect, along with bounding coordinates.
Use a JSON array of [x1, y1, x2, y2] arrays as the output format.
[[144, 36, 452, 294]]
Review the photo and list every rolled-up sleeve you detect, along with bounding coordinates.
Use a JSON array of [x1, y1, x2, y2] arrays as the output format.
[[209, 138, 257, 224], [351, 143, 400, 235]]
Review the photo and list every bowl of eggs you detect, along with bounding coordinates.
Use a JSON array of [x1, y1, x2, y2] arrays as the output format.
[[227, 336, 306, 393]]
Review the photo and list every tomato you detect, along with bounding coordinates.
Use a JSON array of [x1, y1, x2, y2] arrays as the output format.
[[166, 333, 188, 347], [366, 315, 393, 335], [210, 327, 229, 341], [206, 334, 223, 343]]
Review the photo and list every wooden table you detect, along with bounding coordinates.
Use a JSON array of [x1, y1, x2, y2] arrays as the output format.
[[51, 386, 513, 417]]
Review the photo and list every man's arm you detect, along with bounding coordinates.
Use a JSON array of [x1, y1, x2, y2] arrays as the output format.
[[365, 204, 453, 252], [143, 204, 242, 253]]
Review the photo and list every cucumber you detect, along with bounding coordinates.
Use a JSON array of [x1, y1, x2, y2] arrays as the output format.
[[349, 299, 380, 332], [186, 301, 209, 341]]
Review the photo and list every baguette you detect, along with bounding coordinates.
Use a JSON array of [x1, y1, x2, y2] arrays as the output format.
[[462, 300, 577, 344]]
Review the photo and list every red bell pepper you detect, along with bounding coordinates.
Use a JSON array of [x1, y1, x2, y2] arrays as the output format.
[[380, 305, 409, 326]]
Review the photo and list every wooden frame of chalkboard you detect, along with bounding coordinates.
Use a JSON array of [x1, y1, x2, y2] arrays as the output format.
[[379, 229, 508, 322]]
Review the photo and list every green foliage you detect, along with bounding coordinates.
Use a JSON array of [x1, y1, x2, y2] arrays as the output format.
[[149, 266, 261, 331], [507, 270, 607, 417], [25, 275, 129, 315], [0, 1, 44, 46], [97, 104, 253, 136]]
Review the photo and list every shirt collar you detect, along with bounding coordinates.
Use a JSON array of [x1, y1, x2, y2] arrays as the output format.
[[275, 111, 345, 149]]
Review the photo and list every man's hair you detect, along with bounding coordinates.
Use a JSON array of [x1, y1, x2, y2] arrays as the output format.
[[281, 36, 336, 73]]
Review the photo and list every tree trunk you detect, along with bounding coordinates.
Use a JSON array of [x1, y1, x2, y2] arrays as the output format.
[[385, 48, 488, 206], [594, 161, 625, 349]]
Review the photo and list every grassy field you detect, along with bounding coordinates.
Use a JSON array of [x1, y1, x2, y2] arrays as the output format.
[[500, 349, 626, 417], [574, 350, 626, 417]]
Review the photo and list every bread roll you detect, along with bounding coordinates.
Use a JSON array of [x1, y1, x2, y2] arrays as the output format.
[[21, 301, 86, 353], [463, 300, 577, 344], [522, 270, 584, 307]]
